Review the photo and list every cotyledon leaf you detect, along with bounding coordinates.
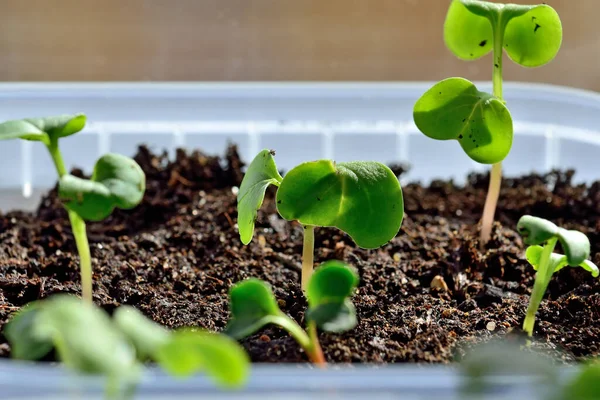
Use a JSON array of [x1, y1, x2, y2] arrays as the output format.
[[0, 114, 86, 143], [276, 159, 403, 249], [59, 153, 145, 221], [237, 150, 283, 245], [413, 77, 513, 164]]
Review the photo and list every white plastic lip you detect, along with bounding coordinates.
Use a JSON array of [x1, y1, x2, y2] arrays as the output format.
[[0, 81, 597, 106]]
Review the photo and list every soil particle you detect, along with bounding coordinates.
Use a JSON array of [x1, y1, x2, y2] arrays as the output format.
[[1, 145, 599, 364]]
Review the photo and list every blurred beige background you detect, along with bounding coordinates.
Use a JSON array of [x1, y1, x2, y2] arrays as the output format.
[[0, 0, 597, 91]]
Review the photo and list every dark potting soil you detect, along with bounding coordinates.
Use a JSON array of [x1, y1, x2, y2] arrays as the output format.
[[0, 145, 599, 364]]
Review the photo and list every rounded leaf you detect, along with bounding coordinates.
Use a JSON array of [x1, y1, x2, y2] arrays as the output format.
[[35, 295, 138, 376], [225, 279, 282, 339], [444, 0, 493, 60], [556, 228, 591, 266], [579, 260, 599, 278], [517, 215, 559, 246], [562, 362, 600, 400], [305, 261, 359, 333], [3, 302, 54, 360], [276, 160, 403, 249], [155, 329, 249, 388], [237, 150, 283, 245], [113, 306, 171, 360], [525, 245, 567, 274], [504, 4, 562, 68], [59, 153, 145, 221], [0, 114, 86, 143], [413, 78, 513, 164]]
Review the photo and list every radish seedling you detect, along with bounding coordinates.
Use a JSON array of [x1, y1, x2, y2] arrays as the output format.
[[4, 295, 249, 398], [238, 149, 403, 290], [226, 260, 359, 366], [0, 115, 146, 302], [414, 0, 562, 245], [517, 215, 598, 337]]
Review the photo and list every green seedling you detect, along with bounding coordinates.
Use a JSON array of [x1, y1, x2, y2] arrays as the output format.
[[414, 0, 562, 246], [517, 215, 598, 338], [0, 115, 146, 302], [4, 295, 249, 398], [226, 260, 359, 366], [238, 149, 403, 290]]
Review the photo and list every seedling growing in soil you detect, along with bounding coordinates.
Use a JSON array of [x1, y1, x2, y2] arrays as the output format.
[[517, 215, 598, 337], [4, 295, 249, 397], [226, 260, 359, 366], [237, 149, 403, 290], [414, 0, 562, 246], [0, 115, 146, 303]]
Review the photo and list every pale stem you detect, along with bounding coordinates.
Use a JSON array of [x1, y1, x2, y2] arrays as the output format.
[[480, 163, 502, 245], [301, 225, 315, 291], [46, 138, 93, 303], [480, 14, 506, 246], [522, 237, 558, 337]]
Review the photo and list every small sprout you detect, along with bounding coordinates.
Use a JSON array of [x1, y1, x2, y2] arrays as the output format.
[[4, 296, 250, 395], [237, 150, 403, 289], [59, 153, 146, 221], [517, 215, 598, 338], [0, 114, 146, 302], [5, 295, 139, 397], [413, 77, 513, 164], [237, 149, 283, 245], [226, 260, 359, 366], [416, 0, 563, 246]]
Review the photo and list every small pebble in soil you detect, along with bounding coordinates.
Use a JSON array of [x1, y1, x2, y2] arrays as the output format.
[[486, 321, 497, 331], [430, 275, 449, 292]]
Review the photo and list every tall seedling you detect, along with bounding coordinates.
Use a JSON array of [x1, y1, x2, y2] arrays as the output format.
[[413, 0, 562, 246]]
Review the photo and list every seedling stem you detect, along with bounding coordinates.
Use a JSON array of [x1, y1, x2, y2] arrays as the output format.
[[480, 14, 507, 247], [522, 236, 557, 337], [47, 137, 93, 303], [302, 225, 315, 291]]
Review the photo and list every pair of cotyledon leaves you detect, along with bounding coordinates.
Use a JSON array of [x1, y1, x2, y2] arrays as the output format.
[[4, 295, 249, 389], [414, 0, 562, 165], [226, 260, 359, 340], [237, 150, 404, 250], [0, 114, 145, 221], [517, 215, 599, 277]]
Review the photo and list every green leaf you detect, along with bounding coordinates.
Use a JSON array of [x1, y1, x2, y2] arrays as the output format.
[[225, 279, 286, 339], [35, 295, 138, 377], [445, 1, 562, 68], [525, 245, 567, 273], [237, 150, 283, 245], [580, 260, 599, 278], [563, 361, 600, 400], [113, 306, 171, 360], [306, 261, 359, 332], [276, 160, 403, 249], [413, 77, 513, 164], [59, 153, 146, 221], [155, 329, 249, 388], [556, 228, 591, 266], [504, 4, 562, 68], [0, 114, 86, 144], [526, 245, 598, 278], [4, 302, 54, 360], [517, 215, 559, 246], [444, 0, 494, 61]]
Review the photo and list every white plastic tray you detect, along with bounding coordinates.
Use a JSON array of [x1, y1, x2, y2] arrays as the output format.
[[0, 82, 599, 212], [0, 82, 598, 398]]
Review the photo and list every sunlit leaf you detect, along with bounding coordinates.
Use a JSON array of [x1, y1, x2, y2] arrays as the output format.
[[413, 77, 513, 164], [59, 153, 145, 221], [276, 160, 403, 248], [237, 149, 283, 245]]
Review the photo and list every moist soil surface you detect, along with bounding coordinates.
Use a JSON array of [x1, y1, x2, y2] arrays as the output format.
[[0, 146, 599, 364]]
